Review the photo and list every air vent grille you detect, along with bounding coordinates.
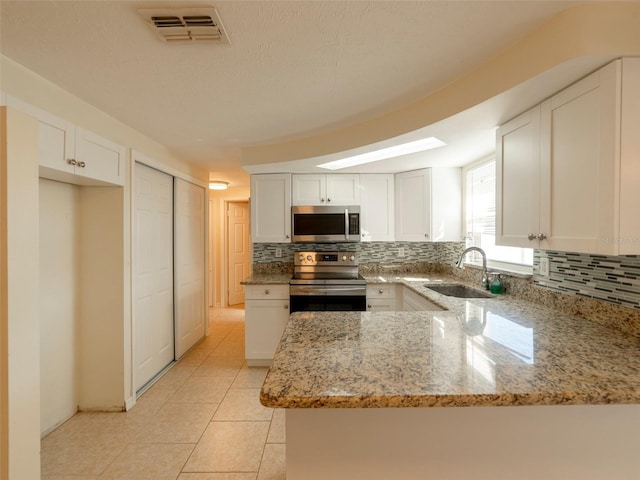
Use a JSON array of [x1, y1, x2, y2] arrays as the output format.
[[139, 7, 230, 44]]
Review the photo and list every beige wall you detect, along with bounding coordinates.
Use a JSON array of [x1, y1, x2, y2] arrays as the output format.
[[209, 186, 250, 307], [1, 107, 41, 479], [39, 179, 81, 435]]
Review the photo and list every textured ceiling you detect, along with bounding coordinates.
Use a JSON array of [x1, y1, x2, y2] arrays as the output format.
[[0, 0, 608, 185]]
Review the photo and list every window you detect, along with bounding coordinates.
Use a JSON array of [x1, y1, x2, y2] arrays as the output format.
[[464, 159, 533, 269]]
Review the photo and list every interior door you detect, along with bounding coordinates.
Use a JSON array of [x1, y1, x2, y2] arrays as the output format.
[[133, 163, 174, 391], [175, 178, 206, 358], [227, 201, 250, 306]]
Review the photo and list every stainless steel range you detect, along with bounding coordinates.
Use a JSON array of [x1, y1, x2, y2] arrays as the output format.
[[289, 251, 366, 313]]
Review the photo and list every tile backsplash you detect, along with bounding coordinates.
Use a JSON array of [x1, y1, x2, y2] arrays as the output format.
[[535, 250, 640, 309], [252, 241, 465, 265]]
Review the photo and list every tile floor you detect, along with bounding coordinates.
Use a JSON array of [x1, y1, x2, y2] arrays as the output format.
[[41, 305, 286, 480]]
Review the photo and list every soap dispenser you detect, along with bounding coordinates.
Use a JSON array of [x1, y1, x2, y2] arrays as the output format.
[[489, 272, 505, 295]]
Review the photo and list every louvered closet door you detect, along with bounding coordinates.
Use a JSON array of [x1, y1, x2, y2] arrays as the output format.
[[134, 163, 175, 391], [175, 178, 206, 358]]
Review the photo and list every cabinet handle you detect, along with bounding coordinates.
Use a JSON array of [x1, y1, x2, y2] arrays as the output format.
[[425, 233, 429, 238], [67, 158, 77, 166], [537, 233, 547, 241], [284, 304, 289, 310], [528, 233, 536, 241], [265, 289, 270, 295], [77, 161, 86, 168]]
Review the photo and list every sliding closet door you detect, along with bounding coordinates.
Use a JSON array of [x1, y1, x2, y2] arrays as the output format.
[[134, 163, 174, 391], [175, 178, 206, 358]]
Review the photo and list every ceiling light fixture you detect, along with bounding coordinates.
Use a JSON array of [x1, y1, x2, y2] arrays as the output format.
[[208, 181, 229, 190], [316, 137, 447, 170]]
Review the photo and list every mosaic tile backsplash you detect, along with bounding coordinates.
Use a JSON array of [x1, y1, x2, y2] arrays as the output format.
[[535, 250, 640, 309], [252, 242, 465, 266]]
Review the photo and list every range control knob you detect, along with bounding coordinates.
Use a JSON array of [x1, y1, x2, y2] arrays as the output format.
[[306, 255, 313, 262], [350, 255, 355, 261], [342, 255, 347, 261], [298, 254, 305, 261]]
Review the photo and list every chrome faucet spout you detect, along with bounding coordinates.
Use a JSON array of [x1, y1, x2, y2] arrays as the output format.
[[455, 247, 489, 290]]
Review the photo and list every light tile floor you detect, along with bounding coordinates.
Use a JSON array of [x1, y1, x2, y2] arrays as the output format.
[[41, 305, 286, 480]]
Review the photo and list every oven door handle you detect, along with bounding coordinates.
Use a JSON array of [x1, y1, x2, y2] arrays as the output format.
[[290, 286, 366, 296]]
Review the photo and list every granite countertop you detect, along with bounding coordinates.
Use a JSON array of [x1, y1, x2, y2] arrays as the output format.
[[241, 273, 292, 285], [261, 274, 640, 409]]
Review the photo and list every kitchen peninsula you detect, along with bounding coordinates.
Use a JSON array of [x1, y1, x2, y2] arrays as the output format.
[[260, 277, 640, 480]]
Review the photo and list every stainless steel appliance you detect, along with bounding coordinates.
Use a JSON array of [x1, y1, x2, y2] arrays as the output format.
[[289, 251, 366, 313], [291, 205, 361, 243]]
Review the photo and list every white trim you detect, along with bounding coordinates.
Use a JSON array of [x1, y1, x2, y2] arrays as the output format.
[[131, 149, 207, 189]]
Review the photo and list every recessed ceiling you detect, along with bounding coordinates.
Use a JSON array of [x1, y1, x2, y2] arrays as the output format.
[[0, 0, 619, 186]]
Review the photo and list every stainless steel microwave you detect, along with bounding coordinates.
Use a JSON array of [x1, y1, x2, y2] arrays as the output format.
[[291, 205, 361, 243]]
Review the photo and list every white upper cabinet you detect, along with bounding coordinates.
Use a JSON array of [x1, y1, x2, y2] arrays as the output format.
[[4, 95, 125, 186], [395, 168, 461, 242], [360, 174, 394, 242], [250, 173, 292, 243], [497, 58, 640, 255], [292, 174, 360, 205]]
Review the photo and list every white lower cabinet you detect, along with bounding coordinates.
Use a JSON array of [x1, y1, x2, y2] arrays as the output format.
[[245, 284, 290, 366], [366, 284, 398, 311], [401, 287, 443, 312]]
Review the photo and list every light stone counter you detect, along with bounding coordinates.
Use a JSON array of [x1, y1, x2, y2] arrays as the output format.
[[259, 274, 640, 479], [261, 274, 640, 408], [240, 272, 292, 285]]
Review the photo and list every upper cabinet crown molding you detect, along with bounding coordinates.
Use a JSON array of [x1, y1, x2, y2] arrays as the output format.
[[292, 174, 360, 206], [497, 58, 640, 255]]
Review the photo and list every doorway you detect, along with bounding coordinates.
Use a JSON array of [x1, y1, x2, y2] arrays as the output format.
[[227, 201, 250, 306]]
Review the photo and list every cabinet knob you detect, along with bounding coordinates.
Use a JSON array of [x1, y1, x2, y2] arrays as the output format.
[[265, 289, 270, 295], [284, 305, 289, 310], [321, 198, 325, 202], [424, 233, 429, 238], [327, 198, 331, 203], [67, 158, 77, 166], [537, 233, 547, 241], [379, 289, 384, 294], [367, 304, 372, 309], [77, 161, 86, 168], [285, 234, 290, 239], [528, 233, 536, 241]]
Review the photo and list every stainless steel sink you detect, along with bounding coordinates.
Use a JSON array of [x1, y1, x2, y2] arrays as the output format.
[[425, 284, 493, 299]]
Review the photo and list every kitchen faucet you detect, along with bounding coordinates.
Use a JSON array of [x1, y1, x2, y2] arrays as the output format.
[[455, 247, 489, 290]]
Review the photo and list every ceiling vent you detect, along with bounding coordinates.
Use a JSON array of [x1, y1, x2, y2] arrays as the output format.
[[138, 7, 230, 44]]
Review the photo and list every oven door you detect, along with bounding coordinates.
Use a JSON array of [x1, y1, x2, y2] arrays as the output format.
[[289, 285, 366, 313]]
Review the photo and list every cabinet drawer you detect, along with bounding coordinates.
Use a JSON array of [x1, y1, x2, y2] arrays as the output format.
[[245, 284, 289, 300], [366, 284, 396, 299]]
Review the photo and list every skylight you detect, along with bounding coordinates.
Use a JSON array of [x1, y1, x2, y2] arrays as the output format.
[[316, 137, 446, 170]]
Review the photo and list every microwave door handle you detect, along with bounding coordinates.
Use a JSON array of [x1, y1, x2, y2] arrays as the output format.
[[344, 208, 349, 241]]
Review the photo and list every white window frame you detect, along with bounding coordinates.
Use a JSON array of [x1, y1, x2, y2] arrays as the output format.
[[462, 156, 533, 275]]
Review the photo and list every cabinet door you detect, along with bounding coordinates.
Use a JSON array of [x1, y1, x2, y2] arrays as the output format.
[[395, 169, 430, 241], [496, 106, 541, 248], [75, 127, 126, 186], [540, 62, 618, 253], [431, 168, 462, 242], [38, 113, 75, 174], [360, 174, 394, 241], [326, 174, 360, 205], [292, 174, 326, 205], [245, 299, 290, 366], [250, 174, 292, 243]]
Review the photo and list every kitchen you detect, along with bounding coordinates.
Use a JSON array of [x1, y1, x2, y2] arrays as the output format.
[[2, 1, 640, 479]]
